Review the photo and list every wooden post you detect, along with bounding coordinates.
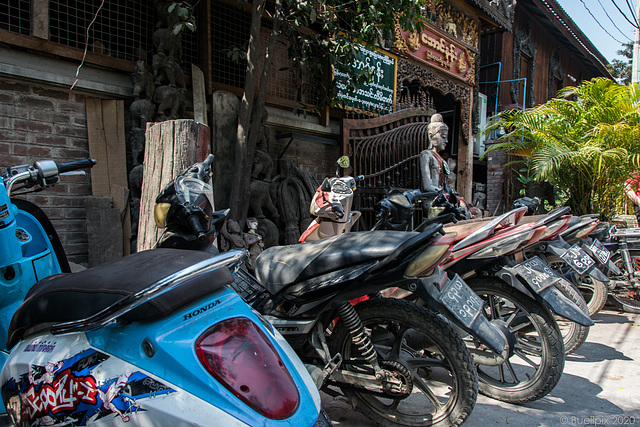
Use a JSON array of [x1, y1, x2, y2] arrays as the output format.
[[137, 119, 211, 252]]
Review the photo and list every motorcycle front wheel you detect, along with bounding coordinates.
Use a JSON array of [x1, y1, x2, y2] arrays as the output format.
[[329, 298, 478, 427], [553, 279, 591, 354], [465, 277, 565, 404]]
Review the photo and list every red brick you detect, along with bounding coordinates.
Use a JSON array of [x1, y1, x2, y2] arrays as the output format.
[[33, 87, 72, 101], [13, 119, 53, 133], [54, 124, 88, 139], [18, 96, 55, 111], [13, 144, 54, 157], [0, 130, 28, 143], [54, 147, 91, 159], [32, 135, 68, 146]]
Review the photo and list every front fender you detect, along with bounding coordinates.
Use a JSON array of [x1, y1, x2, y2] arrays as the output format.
[[499, 262, 594, 327], [410, 269, 506, 354]]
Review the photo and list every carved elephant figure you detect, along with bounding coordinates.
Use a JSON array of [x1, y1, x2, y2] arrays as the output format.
[[129, 98, 156, 129], [131, 60, 155, 100], [152, 28, 182, 60], [154, 85, 186, 121], [152, 52, 185, 88]]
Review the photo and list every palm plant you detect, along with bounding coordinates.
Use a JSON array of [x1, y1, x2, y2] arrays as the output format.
[[484, 78, 640, 218]]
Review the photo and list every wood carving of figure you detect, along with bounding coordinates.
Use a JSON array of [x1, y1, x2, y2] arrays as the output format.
[[419, 114, 450, 192], [244, 217, 264, 270]]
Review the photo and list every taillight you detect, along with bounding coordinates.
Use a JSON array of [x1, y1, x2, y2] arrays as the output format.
[[405, 233, 456, 277], [576, 220, 600, 239], [195, 317, 299, 419]]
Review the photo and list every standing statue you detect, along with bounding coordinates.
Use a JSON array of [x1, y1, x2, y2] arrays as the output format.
[[419, 114, 450, 192]]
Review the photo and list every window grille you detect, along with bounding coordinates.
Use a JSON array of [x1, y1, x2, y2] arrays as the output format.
[[47, 0, 199, 73], [211, 2, 250, 88], [0, 0, 31, 35]]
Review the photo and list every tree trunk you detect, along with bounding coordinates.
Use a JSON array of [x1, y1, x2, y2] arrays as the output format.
[[229, 0, 281, 228], [137, 119, 211, 252]]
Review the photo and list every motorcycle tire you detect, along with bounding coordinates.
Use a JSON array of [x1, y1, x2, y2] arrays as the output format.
[[329, 298, 478, 427], [465, 277, 565, 404], [605, 254, 640, 314], [547, 257, 608, 316], [610, 290, 640, 314], [553, 279, 591, 354]]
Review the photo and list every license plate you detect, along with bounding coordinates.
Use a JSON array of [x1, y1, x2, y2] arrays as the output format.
[[560, 244, 595, 275], [589, 239, 611, 264], [438, 275, 483, 329], [513, 256, 561, 293]]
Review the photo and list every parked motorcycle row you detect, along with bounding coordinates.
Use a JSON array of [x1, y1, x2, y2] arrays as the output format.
[[0, 155, 636, 426]]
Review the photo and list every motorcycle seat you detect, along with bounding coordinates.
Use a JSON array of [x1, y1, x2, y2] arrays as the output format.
[[254, 230, 416, 295], [7, 248, 233, 349]]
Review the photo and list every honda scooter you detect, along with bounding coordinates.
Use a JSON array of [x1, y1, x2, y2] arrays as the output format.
[[0, 158, 329, 426]]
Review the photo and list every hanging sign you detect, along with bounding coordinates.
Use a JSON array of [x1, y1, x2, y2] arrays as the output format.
[[334, 46, 397, 112]]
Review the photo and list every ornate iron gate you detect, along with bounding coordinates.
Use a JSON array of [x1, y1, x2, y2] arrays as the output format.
[[342, 107, 435, 229]]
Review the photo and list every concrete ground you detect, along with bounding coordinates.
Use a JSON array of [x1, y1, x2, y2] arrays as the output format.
[[322, 305, 640, 427]]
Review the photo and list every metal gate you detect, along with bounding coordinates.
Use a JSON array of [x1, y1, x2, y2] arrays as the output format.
[[342, 107, 435, 229]]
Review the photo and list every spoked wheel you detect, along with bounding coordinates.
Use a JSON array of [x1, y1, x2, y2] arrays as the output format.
[[606, 254, 640, 314], [329, 298, 478, 427], [547, 257, 608, 316], [465, 277, 565, 404], [611, 289, 640, 313], [552, 279, 591, 354]]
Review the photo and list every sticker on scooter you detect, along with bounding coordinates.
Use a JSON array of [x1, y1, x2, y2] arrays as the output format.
[[589, 239, 611, 264], [560, 244, 595, 275], [2, 348, 175, 426], [514, 256, 561, 293], [438, 275, 483, 328]]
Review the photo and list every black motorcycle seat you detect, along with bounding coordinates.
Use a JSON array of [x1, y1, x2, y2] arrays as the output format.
[[254, 230, 416, 295], [7, 248, 233, 349]]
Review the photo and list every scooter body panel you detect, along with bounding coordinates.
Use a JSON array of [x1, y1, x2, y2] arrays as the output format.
[[1, 287, 322, 426]]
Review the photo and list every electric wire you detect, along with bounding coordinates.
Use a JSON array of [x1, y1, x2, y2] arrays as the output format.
[[595, 0, 634, 41], [580, 0, 630, 44], [70, 0, 106, 90], [541, 0, 608, 70], [623, 0, 638, 25], [609, 0, 639, 29]]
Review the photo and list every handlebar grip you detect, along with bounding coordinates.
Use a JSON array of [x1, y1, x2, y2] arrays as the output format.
[[56, 158, 97, 174], [188, 214, 207, 241]]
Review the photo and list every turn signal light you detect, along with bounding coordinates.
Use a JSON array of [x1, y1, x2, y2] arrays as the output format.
[[195, 317, 299, 419]]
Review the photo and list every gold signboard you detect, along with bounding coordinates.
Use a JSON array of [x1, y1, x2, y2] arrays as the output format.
[[394, 23, 476, 85]]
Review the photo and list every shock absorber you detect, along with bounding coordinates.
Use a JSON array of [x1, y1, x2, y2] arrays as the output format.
[[336, 302, 383, 377]]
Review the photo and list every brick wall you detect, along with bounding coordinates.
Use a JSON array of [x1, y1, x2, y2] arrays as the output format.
[[0, 77, 92, 265], [269, 134, 340, 185]]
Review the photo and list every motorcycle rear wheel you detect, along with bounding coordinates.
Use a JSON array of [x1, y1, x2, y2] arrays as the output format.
[[329, 298, 478, 427], [465, 277, 565, 404]]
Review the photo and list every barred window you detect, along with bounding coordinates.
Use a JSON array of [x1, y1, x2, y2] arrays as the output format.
[[0, 0, 31, 35], [212, 1, 250, 88], [1, 0, 199, 74]]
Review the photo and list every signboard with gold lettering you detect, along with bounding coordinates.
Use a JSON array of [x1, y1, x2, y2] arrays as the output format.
[[393, 23, 476, 85]]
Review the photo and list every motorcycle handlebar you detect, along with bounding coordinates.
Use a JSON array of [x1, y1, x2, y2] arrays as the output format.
[[188, 214, 207, 241], [56, 158, 97, 174]]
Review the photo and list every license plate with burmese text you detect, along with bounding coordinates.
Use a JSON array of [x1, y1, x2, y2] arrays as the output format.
[[438, 275, 484, 329]]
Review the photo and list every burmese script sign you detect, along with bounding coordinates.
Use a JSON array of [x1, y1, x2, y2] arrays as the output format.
[[394, 23, 476, 85], [335, 47, 397, 111]]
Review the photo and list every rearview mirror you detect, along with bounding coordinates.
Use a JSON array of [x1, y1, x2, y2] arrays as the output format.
[[337, 156, 350, 168]]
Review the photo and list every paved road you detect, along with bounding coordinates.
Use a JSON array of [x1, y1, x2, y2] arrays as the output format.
[[323, 306, 640, 426]]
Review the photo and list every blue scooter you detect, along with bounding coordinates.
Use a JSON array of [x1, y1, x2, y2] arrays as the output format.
[[0, 158, 329, 426]]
